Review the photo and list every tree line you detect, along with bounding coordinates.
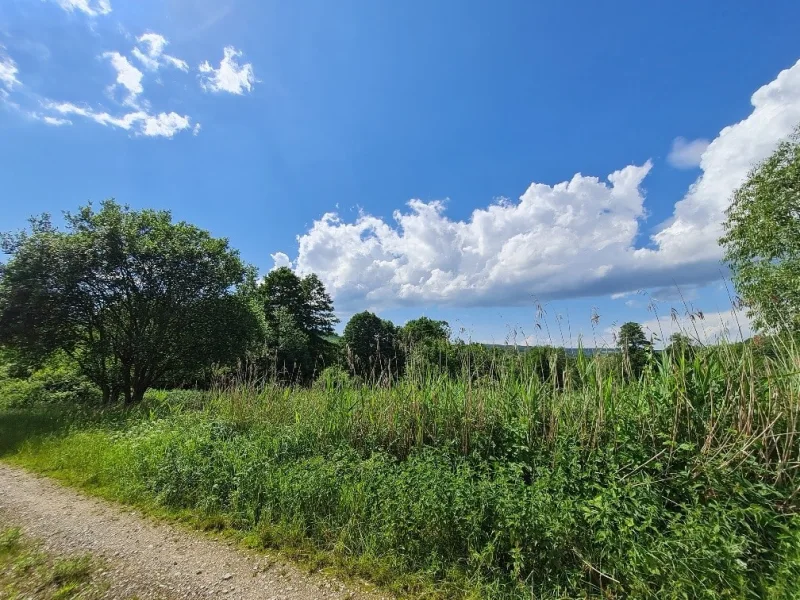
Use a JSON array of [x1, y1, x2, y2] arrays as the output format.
[[1, 128, 798, 403]]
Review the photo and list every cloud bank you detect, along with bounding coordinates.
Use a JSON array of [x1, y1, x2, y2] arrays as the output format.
[[279, 60, 800, 309]]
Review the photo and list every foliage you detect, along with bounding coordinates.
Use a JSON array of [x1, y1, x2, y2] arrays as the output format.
[[258, 267, 339, 381], [617, 321, 652, 378], [3, 335, 799, 600], [0, 351, 96, 410], [0, 200, 264, 404], [721, 128, 800, 333], [401, 317, 451, 345], [666, 332, 696, 358], [342, 311, 404, 381]]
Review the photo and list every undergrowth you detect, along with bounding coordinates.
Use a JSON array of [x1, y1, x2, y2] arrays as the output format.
[[1, 338, 799, 599]]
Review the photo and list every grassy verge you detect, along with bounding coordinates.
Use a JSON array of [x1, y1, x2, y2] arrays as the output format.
[[2, 340, 800, 599], [0, 526, 124, 600]]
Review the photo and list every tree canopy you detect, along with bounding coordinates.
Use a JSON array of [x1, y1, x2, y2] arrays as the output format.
[[258, 267, 338, 380], [401, 317, 451, 346], [720, 128, 800, 333], [617, 322, 651, 378], [0, 200, 264, 403], [342, 311, 402, 380]]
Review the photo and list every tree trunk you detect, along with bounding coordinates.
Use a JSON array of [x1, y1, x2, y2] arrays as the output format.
[[132, 382, 147, 405], [122, 364, 134, 405]]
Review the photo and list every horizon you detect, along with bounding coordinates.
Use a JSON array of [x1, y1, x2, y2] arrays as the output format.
[[2, 0, 799, 347]]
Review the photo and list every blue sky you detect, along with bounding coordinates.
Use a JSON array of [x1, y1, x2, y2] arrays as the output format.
[[2, 0, 800, 347]]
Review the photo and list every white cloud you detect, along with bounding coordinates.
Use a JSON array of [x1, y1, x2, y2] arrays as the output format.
[[133, 33, 189, 72], [53, 0, 111, 17], [286, 60, 800, 310], [271, 252, 292, 270], [667, 136, 710, 169], [102, 51, 143, 105], [2, 29, 195, 139], [48, 102, 192, 138], [0, 52, 20, 90], [131, 47, 159, 71], [644, 61, 800, 267], [42, 115, 72, 126], [199, 46, 255, 94], [163, 55, 189, 72]]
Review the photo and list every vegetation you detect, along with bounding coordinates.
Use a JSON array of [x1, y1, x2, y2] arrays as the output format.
[[0, 200, 263, 404], [0, 527, 116, 599], [2, 332, 799, 599], [342, 311, 404, 381], [721, 126, 800, 333], [257, 267, 339, 382]]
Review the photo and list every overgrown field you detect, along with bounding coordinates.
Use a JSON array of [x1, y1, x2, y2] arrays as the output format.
[[2, 341, 800, 599]]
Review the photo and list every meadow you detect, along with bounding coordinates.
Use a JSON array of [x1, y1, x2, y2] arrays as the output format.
[[2, 336, 799, 599]]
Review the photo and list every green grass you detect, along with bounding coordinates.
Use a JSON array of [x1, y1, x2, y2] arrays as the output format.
[[0, 527, 119, 599], [2, 338, 800, 599]]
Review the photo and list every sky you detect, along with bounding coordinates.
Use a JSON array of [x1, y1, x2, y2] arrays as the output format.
[[1, 0, 800, 348]]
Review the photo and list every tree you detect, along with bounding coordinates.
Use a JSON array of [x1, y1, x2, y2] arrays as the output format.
[[300, 273, 338, 337], [720, 128, 800, 333], [259, 267, 339, 378], [617, 322, 651, 378], [400, 317, 451, 346], [0, 200, 265, 404], [264, 306, 312, 382], [342, 311, 403, 380], [666, 332, 696, 357], [261, 268, 307, 333]]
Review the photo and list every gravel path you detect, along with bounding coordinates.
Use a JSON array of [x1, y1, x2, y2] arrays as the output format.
[[0, 463, 383, 600]]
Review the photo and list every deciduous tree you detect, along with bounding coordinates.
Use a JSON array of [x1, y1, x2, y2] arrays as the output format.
[[0, 200, 264, 404], [720, 128, 800, 332]]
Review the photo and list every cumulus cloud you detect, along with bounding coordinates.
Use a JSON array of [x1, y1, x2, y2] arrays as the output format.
[[282, 60, 800, 310], [199, 46, 255, 94], [132, 33, 189, 72], [53, 0, 111, 17], [48, 102, 192, 138], [271, 252, 292, 270], [0, 51, 20, 90], [667, 136, 710, 169], [102, 51, 143, 105]]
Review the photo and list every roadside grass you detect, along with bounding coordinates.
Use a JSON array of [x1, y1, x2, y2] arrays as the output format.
[[0, 526, 115, 600], [2, 337, 800, 599]]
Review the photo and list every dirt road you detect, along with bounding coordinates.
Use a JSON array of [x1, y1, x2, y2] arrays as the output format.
[[0, 463, 381, 599]]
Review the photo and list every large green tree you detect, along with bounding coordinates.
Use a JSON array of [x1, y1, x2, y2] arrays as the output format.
[[342, 311, 403, 380], [259, 267, 338, 379], [400, 316, 451, 346], [0, 200, 265, 404], [720, 129, 800, 332]]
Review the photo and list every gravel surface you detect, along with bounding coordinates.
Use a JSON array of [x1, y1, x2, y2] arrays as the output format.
[[0, 463, 384, 600]]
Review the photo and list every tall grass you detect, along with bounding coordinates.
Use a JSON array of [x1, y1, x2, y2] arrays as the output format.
[[1, 336, 799, 598]]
